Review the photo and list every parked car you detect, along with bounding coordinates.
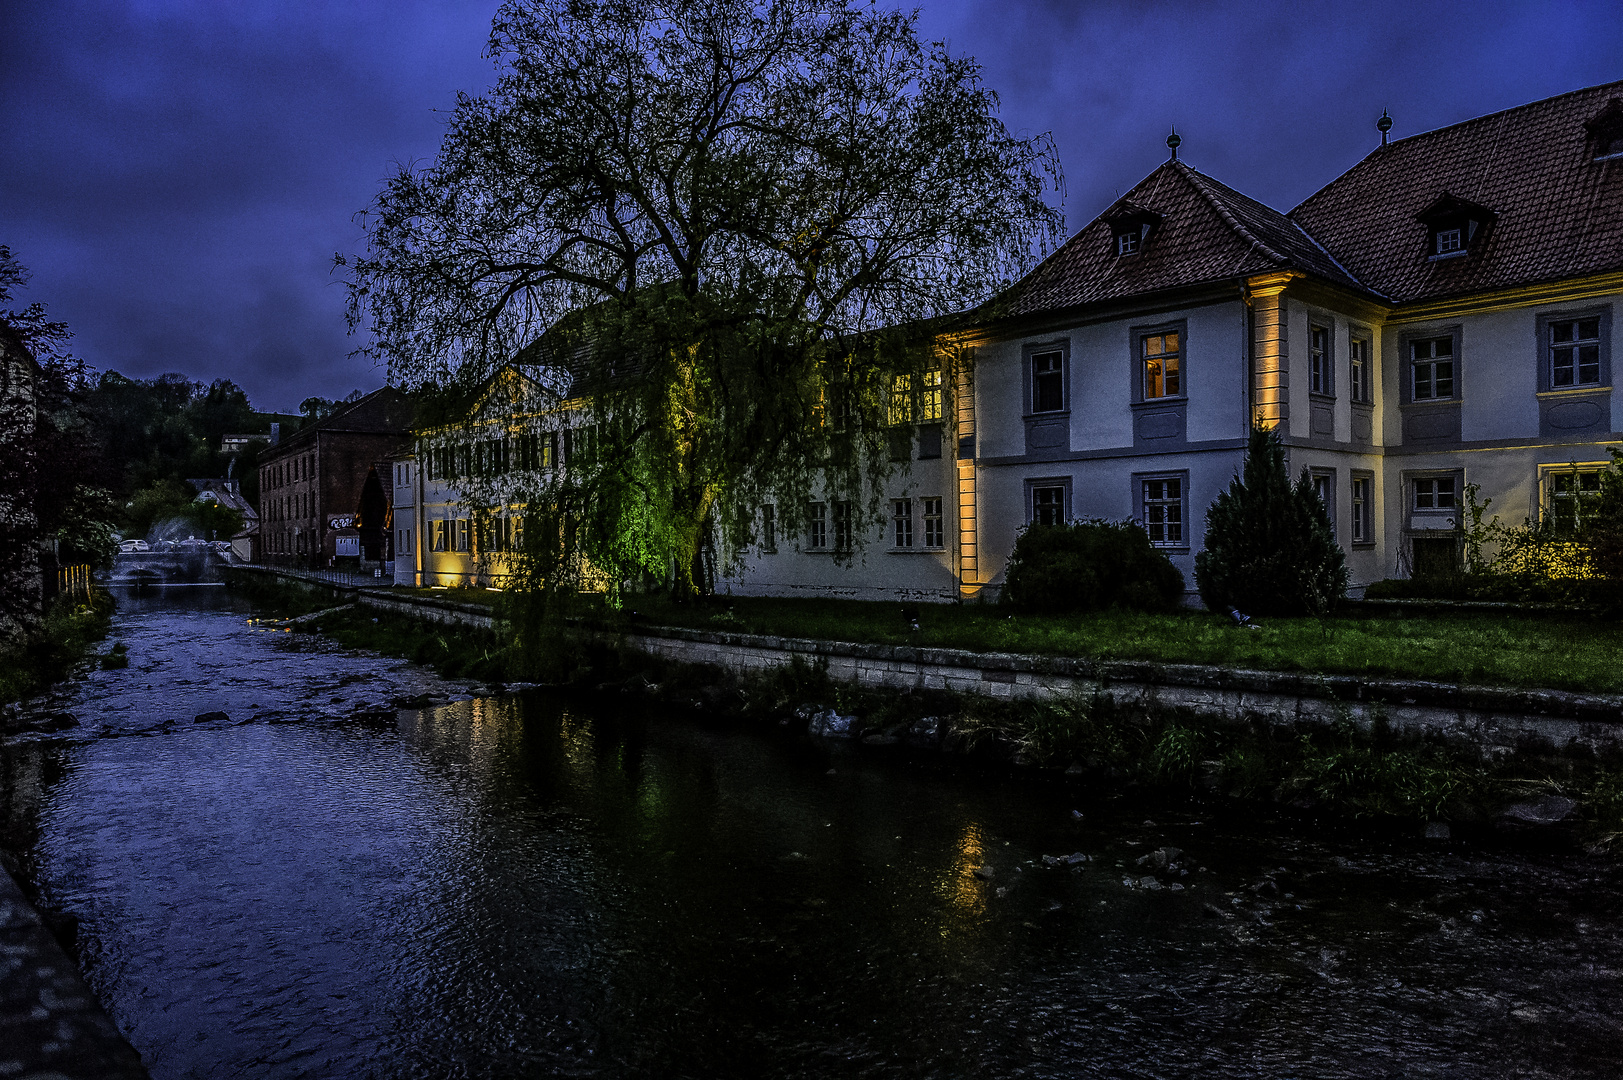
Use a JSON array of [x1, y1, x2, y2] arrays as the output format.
[[118, 539, 150, 553]]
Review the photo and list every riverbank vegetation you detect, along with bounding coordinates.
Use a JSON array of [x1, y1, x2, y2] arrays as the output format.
[[0, 590, 115, 706]]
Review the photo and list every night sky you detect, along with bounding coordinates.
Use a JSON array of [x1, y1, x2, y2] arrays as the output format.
[[3, 0, 1619, 412]]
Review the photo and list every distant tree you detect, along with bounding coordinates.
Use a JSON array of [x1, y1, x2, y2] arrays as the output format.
[[0, 245, 80, 373], [298, 390, 363, 426], [341, 0, 1064, 599], [1195, 426, 1348, 617]]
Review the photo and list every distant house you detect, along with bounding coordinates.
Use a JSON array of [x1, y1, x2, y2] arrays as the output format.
[[256, 387, 413, 568]]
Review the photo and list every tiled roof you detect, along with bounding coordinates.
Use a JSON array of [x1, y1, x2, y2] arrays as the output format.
[[1290, 80, 1623, 304], [998, 160, 1368, 319], [269, 386, 414, 454]]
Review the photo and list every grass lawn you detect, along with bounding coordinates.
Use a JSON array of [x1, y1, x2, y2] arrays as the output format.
[[605, 595, 1623, 694]]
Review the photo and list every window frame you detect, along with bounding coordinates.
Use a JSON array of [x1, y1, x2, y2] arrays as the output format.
[[1309, 323, 1334, 398], [1024, 477, 1072, 528], [1536, 306, 1611, 393], [921, 496, 945, 550], [760, 504, 777, 553], [1349, 471, 1375, 547], [1310, 468, 1337, 537], [1131, 320, 1188, 404], [891, 498, 914, 549], [1538, 462, 1610, 533], [1412, 475, 1458, 513], [1134, 470, 1190, 550], [833, 500, 853, 553], [1348, 335, 1373, 404], [1400, 327, 1462, 404], [1027, 345, 1068, 415], [806, 502, 828, 550]]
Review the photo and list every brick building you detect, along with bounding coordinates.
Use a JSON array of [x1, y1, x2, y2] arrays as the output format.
[[257, 387, 413, 567]]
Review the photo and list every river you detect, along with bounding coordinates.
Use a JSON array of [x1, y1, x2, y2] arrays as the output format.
[[2, 589, 1620, 1078]]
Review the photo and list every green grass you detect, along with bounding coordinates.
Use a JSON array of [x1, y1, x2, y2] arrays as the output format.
[[383, 586, 504, 608], [603, 595, 1623, 694]]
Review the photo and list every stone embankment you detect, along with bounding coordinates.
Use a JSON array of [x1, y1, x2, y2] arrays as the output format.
[[0, 866, 149, 1079], [231, 566, 1623, 758]]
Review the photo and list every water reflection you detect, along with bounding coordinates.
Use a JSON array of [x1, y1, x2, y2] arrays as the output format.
[[13, 595, 1623, 1078]]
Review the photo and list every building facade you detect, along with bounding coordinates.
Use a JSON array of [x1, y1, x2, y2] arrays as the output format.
[[257, 387, 413, 568], [391, 82, 1623, 602]]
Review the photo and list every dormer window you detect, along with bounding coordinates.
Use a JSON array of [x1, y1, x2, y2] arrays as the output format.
[[1584, 98, 1623, 161], [1415, 193, 1495, 261], [1103, 201, 1162, 259]]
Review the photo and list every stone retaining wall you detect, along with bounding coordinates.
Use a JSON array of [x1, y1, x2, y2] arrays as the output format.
[[614, 625, 1623, 759]]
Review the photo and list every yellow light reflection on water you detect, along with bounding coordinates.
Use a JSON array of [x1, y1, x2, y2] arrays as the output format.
[[935, 820, 989, 928]]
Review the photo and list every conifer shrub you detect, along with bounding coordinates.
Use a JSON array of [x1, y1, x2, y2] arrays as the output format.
[[1003, 519, 1186, 613], [1195, 426, 1348, 616]]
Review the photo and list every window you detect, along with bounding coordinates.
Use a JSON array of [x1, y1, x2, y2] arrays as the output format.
[[1544, 467, 1605, 532], [1349, 338, 1371, 403], [892, 499, 913, 548], [1550, 318, 1602, 388], [1309, 325, 1332, 396], [1410, 337, 1454, 400], [1414, 476, 1455, 511], [1031, 351, 1064, 413], [920, 369, 943, 422], [833, 501, 852, 552], [1142, 331, 1181, 399], [889, 374, 914, 425], [1351, 475, 1373, 545], [761, 505, 776, 552], [454, 519, 471, 553], [1141, 478, 1183, 547], [807, 502, 827, 549], [1434, 227, 1463, 255], [433, 520, 448, 552], [1116, 231, 1140, 256], [1032, 485, 1065, 527], [922, 497, 944, 549], [1311, 470, 1336, 533]]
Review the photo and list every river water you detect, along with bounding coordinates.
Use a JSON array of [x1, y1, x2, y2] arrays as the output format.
[[2, 590, 1621, 1078]]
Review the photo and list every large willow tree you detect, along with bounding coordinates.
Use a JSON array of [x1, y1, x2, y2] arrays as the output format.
[[342, 0, 1063, 599]]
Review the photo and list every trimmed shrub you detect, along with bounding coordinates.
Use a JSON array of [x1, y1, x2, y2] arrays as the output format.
[[1195, 426, 1348, 616], [1003, 519, 1185, 613]]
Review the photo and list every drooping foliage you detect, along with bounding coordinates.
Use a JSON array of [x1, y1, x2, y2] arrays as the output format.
[[1003, 519, 1186, 614], [1195, 426, 1348, 616], [340, 0, 1065, 601]]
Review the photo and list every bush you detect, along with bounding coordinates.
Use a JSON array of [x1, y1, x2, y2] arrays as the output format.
[[1195, 426, 1348, 616], [1003, 519, 1185, 613]]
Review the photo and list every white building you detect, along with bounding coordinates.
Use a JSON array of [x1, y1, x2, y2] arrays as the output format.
[[395, 82, 1623, 602]]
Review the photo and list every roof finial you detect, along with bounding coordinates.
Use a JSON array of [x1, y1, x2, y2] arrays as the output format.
[[1377, 108, 1393, 147], [1167, 125, 1181, 161]]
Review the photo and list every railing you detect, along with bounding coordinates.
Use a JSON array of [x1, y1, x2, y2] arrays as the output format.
[[56, 564, 94, 603], [260, 564, 393, 590]]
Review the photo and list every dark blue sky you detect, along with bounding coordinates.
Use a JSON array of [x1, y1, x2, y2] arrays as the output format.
[[3, 0, 1619, 412]]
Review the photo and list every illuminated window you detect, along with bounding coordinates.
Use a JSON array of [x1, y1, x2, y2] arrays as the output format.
[[1142, 477, 1183, 546], [889, 374, 914, 425], [1410, 337, 1454, 400], [892, 499, 913, 548], [1032, 352, 1064, 412], [922, 497, 944, 548], [920, 369, 943, 422], [1142, 331, 1181, 399], [1550, 318, 1602, 387]]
